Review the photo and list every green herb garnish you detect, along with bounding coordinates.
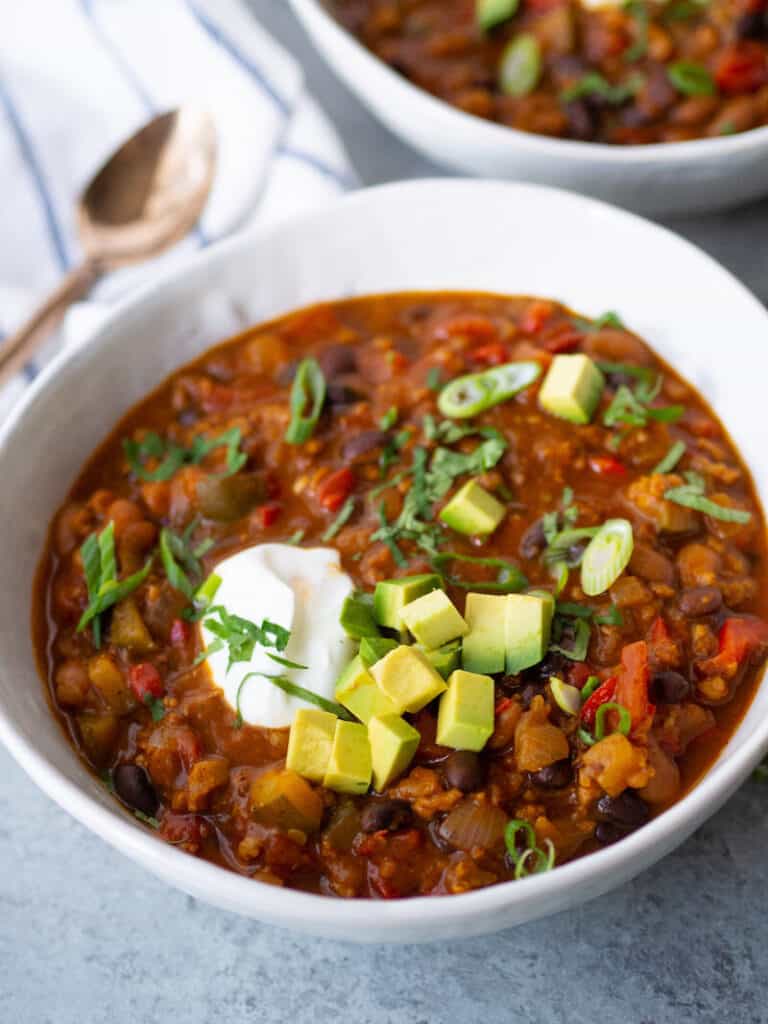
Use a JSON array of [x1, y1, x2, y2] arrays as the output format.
[[550, 614, 591, 661], [426, 367, 443, 392], [624, 0, 649, 61], [477, 0, 519, 31], [197, 606, 291, 671], [379, 406, 399, 430], [144, 694, 166, 722], [664, 472, 751, 523], [653, 440, 687, 475], [562, 72, 643, 105], [287, 529, 306, 545], [667, 61, 715, 96], [322, 496, 356, 541], [159, 523, 208, 600], [77, 522, 153, 640], [124, 427, 246, 482], [432, 552, 528, 593], [285, 357, 326, 445], [234, 671, 353, 728]]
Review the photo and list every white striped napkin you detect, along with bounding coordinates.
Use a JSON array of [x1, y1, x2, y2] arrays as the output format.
[[0, 0, 356, 413]]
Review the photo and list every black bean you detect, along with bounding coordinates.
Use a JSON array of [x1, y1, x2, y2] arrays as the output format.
[[565, 99, 598, 141], [443, 751, 485, 793], [113, 764, 158, 818], [520, 683, 545, 709], [651, 670, 691, 705], [605, 371, 635, 391], [327, 381, 365, 406], [318, 344, 357, 378], [360, 798, 413, 834], [342, 430, 391, 461], [519, 519, 547, 559], [596, 790, 650, 829], [735, 11, 767, 40], [529, 759, 572, 789], [678, 586, 722, 617], [595, 821, 628, 846]]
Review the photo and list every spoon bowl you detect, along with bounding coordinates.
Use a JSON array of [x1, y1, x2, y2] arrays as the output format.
[[80, 108, 216, 268], [0, 107, 216, 385]]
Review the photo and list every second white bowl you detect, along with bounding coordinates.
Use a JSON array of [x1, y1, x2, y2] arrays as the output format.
[[290, 0, 768, 216]]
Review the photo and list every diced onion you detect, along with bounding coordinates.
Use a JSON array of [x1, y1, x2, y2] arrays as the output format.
[[549, 677, 581, 716], [581, 518, 634, 596], [439, 797, 507, 852]]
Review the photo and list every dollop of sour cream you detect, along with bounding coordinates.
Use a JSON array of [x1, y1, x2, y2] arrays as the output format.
[[201, 544, 355, 728]]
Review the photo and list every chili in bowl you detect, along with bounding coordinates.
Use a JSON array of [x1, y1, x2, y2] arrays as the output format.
[[290, 0, 768, 214], [1, 180, 767, 940]]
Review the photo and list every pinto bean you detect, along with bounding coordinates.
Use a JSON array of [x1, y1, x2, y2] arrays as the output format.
[[678, 586, 722, 617], [629, 542, 676, 585]]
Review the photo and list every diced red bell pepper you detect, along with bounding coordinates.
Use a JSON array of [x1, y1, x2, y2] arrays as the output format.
[[469, 342, 509, 366], [387, 351, 408, 372], [705, 617, 768, 676], [589, 454, 628, 478], [129, 662, 164, 702], [580, 677, 617, 728], [715, 42, 768, 94], [253, 502, 282, 529], [541, 325, 584, 354], [170, 618, 191, 648], [521, 300, 554, 335], [317, 468, 355, 513], [614, 640, 651, 727]]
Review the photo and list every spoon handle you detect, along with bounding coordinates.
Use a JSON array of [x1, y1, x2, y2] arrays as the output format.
[[0, 260, 102, 390]]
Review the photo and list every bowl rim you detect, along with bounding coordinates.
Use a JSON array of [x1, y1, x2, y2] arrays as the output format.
[[292, 0, 768, 164], [2, 177, 768, 933]]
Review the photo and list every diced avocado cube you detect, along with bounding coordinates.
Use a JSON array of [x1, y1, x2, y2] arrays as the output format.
[[335, 655, 398, 724], [439, 479, 505, 536], [373, 574, 443, 630], [368, 714, 421, 791], [419, 640, 461, 679], [401, 589, 468, 649], [436, 669, 495, 752], [359, 636, 399, 668], [370, 645, 447, 714], [505, 592, 554, 674], [462, 593, 507, 674], [339, 594, 380, 639], [285, 708, 337, 783], [323, 720, 372, 795], [539, 353, 605, 425]]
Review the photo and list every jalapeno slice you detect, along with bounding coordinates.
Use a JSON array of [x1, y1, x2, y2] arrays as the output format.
[[437, 360, 541, 419]]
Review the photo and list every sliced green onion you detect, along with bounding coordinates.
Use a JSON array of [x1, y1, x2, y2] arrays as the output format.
[[379, 406, 398, 430], [562, 71, 642, 105], [580, 518, 634, 597], [285, 357, 326, 445], [653, 440, 687, 475], [668, 60, 715, 96], [499, 35, 542, 97], [594, 605, 624, 627], [437, 361, 540, 418], [504, 819, 537, 864], [427, 367, 443, 392], [550, 676, 582, 716], [477, 0, 519, 30], [287, 529, 305, 545], [514, 838, 555, 879], [594, 701, 632, 740], [580, 675, 601, 701]]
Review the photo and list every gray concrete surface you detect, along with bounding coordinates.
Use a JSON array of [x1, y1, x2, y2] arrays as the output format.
[[2, 3, 767, 1022]]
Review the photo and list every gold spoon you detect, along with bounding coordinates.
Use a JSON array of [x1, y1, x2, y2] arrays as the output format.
[[0, 107, 217, 388]]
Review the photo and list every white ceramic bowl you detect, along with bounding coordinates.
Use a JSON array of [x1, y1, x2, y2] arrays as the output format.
[[1, 180, 767, 943], [289, 0, 768, 217]]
